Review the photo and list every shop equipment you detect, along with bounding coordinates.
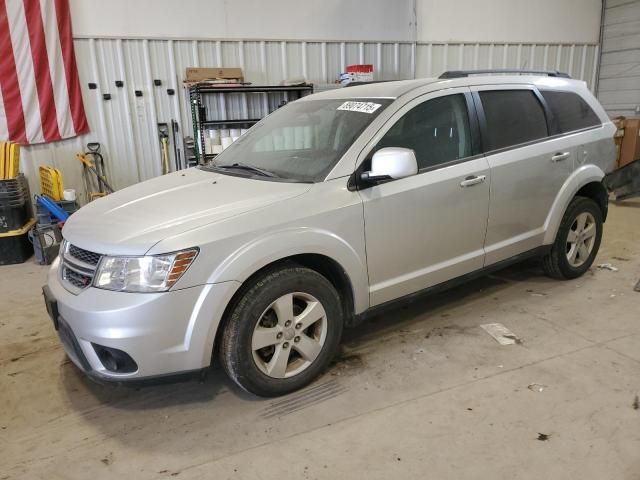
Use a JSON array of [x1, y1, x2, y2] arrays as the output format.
[[158, 123, 171, 174], [0, 174, 32, 233], [0, 142, 20, 179], [77, 142, 114, 200], [39, 165, 65, 201], [36, 198, 78, 226], [29, 222, 62, 265], [171, 119, 183, 170], [0, 218, 35, 265], [35, 195, 69, 222]]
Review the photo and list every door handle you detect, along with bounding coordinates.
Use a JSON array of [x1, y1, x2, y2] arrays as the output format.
[[551, 152, 571, 162], [459, 175, 486, 187]]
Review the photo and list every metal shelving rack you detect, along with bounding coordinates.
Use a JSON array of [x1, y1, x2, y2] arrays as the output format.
[[189, 84, 314, 164]]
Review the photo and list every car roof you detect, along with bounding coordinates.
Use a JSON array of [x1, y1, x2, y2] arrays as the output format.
[[303, 75, 587, 101], [304, 78, 441, 100]]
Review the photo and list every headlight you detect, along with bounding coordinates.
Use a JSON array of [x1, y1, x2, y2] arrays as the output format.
[[94, 248, 198, 293]]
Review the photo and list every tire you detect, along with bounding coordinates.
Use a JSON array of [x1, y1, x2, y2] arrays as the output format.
[[542, 196, 603, 280], [219, 265, 343, 397]]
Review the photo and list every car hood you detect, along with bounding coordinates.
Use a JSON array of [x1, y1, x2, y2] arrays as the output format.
[[62, 168, 311, 255]]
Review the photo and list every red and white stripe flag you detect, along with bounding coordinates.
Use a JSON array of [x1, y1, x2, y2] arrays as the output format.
[[0, 0, 89, 145]]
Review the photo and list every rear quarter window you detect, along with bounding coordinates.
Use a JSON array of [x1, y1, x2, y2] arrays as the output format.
[[479, 90, 548, 151], [540, 90, 601, 133]]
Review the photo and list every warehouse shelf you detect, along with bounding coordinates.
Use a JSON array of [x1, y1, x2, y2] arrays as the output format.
[[189, 83, 314, 164], [200, 119, 262, 126]]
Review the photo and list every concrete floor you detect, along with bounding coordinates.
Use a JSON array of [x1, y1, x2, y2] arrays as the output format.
[[2, 201, 640, 480]]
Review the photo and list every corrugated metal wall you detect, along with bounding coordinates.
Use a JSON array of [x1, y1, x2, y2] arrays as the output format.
[[598, 0, 640, 117], [21, 37, 599, 202]]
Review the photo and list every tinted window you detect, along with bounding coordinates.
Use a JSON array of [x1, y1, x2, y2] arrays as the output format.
[[479, 90, 548, 151], [541, 90, 601, 133], [375, 94, 472, 170]]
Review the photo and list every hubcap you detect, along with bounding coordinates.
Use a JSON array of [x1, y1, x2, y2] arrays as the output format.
[[566, 212, 596, 268], [251, 292, 327, 379]]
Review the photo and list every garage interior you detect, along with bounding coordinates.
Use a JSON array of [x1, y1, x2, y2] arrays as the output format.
[[2, 0, 640, 478]]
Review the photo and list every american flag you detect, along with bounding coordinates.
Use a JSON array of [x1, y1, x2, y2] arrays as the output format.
[[0, 0, 89, 145]]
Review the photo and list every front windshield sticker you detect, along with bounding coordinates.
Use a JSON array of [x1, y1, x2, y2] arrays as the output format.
[[337, 101, 382, 114]]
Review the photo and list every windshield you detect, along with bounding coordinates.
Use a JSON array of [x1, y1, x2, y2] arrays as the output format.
[[200, 98, 392, 182]]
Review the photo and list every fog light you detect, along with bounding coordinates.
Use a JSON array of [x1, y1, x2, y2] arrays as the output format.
[[92, 344, 138, 373]]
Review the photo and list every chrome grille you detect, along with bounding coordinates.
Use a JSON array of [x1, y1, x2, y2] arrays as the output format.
[[60, 242, 102, 294], [64, 268, 93, 289], [68, 244, 101, 266]]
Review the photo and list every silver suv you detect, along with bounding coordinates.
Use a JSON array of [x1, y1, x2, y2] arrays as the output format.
[[44, 70, 616, 397]]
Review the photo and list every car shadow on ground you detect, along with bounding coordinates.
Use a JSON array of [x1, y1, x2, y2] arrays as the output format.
[[341, 258, 550, 347], [49, 257, 568, 457], [60, 360, 234, 409], [60, 258, 553, 412]]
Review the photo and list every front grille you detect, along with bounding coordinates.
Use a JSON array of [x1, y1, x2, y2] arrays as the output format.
[[68, 244, 101, 266], [64, 268, 93, 289], [60, 242, 102, 294]]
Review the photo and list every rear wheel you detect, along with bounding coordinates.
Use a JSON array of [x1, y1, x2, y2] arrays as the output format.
[[542, 196, 603, 279], [220, 266, 343, 397]]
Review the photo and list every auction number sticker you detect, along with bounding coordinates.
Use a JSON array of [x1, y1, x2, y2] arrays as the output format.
[[337, 101, 382, 114]]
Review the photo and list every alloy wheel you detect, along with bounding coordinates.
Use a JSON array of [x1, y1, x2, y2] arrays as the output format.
[[251, 292, 328, 378], [566, 212, 596, 268]]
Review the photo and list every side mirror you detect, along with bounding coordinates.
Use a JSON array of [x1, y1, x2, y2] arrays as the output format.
[[361, 147, 418, 183]]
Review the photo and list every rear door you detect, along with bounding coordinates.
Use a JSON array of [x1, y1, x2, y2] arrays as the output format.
[[471, 85, 574, 265], [539, 89, 607, 171]]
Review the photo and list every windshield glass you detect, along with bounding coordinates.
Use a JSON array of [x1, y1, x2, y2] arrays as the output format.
[[200, 98, 392, 182]]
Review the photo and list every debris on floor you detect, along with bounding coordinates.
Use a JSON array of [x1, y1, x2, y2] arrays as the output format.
[[612, 256, 629, 262], [526, 289, 547, 297], [597, 263, 619, 272], [634, 280, 640, 293], [329, 352, 364, 376], [528, 383, 547, 392], [633, 395, 639, 410], [537, 433, 551, 441], [480, 323, 522, 345]]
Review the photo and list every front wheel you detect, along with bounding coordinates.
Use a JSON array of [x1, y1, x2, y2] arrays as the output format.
[[219, 265, 343, 397], [542, 196, 603, 279]]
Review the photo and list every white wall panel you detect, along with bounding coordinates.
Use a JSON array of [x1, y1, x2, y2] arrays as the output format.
[[417, 0, 602, 44], [597, 0, 640, 117], [69, 0, 417, 42], [20, 37, 598, 202], [416, 42, 599, 89]]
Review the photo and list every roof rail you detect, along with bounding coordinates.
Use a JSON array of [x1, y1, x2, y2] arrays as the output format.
[[344, 80, 393, 87], [438, 69, 572, 79]]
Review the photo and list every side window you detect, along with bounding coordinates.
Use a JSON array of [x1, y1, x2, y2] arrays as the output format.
[[375, 94, 472, 170], [540, 90, 601, 133], [479, 90, 548, 151]]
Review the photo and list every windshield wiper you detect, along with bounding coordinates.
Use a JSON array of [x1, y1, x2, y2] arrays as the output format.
[[214, 162, 279, 178]]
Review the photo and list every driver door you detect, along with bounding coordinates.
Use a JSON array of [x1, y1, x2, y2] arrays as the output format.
[[358, 88, 491, 306]]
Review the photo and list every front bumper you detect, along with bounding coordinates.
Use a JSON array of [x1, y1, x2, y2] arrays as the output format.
[[46, 257, 240, 381]]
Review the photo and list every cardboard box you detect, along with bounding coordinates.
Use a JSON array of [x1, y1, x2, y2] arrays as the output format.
[[613, 117, 625, 166], [618, 118, 640, 168], [185, 67, 243, 83]]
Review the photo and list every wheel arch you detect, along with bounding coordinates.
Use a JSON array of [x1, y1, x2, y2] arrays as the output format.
[[211, 252, 360, 361], [574, 181, 608, 221], [208, 228, 368, 311], [207, 228, 369, 358], [543, 164, 607, 245]]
